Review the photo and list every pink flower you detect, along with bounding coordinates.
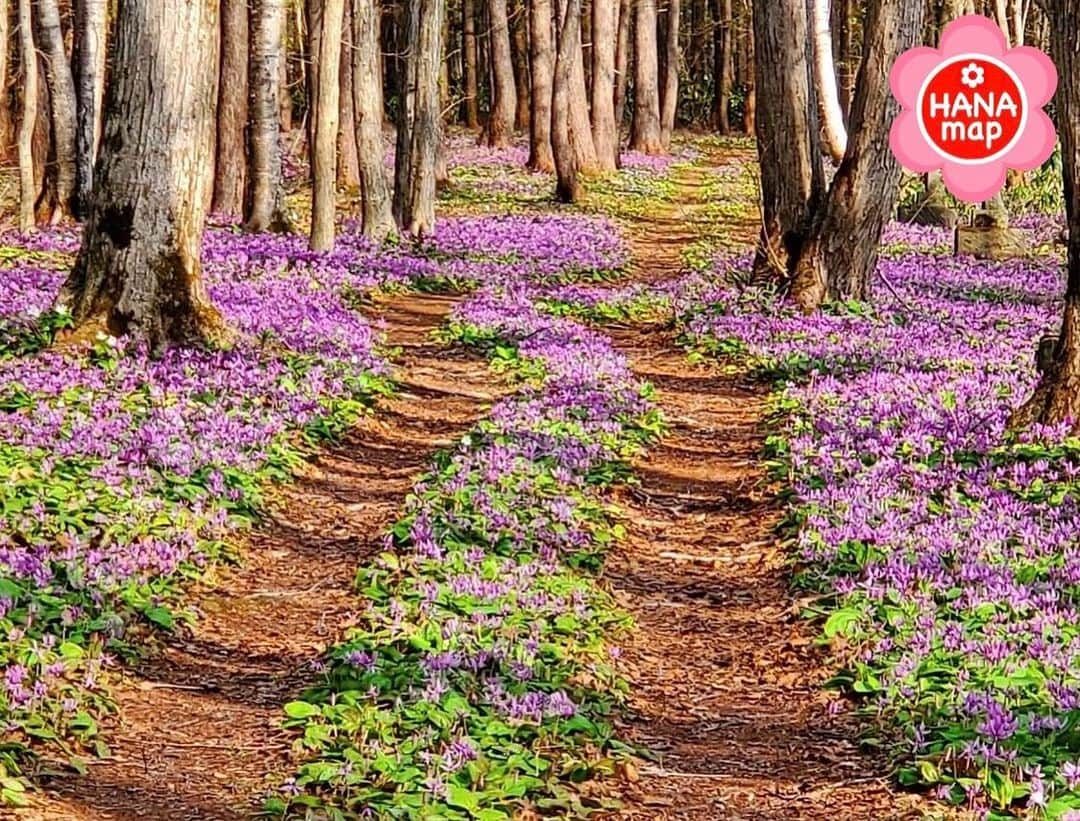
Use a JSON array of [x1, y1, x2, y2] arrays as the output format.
[[889, 14, 1057, 202]]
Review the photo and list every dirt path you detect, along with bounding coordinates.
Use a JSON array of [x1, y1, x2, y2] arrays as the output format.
[[26, 295, 498, 820], [605, 156, 927, 819]]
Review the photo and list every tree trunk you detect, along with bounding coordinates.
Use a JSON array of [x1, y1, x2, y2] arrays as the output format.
[[352, 0, 394, 239], [16, 0, 37, 231], [0, 0, 11, 156], [511, 0, 531, 130], [711, 0, 732, 133], [310, 0, 343, 251], [527, 0, 555, 172], [279, 26, 294, 132], [614, 0, 632, 135], [57, 0, 226, 352], [790, 0, 925, 312], [212, 0, 248, 216], [811, 0, 847, 163], [337, 2, 361, 190], [659, 0, 679, 148], [567, 6, 598, 170], [832, 0, 852, 116], [73, 0, 108, 219], [1011, 0, 1080, 429], [590, 0, 618, 170], [553, 0, 582, 202], [482, 0, 516, 147], [751, 0, 821, 275], [742, 3, 755, 133], [630, 0, 663, 153], [463, 0, 480, 127], [393, 0, 444, 234], [35, 0, 77, 218], [245, 0, 291, 232]]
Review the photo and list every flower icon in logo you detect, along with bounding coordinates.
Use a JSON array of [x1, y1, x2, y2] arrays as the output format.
[[960, 62, 984, 89], [890, 14, 1057, 203]]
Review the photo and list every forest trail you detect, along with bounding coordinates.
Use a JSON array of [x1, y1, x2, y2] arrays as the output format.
[[605, 156, 929, 819], [24, 296, 500, 820]]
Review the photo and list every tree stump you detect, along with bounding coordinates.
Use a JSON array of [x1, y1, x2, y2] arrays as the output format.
[[955, 210, 1027, 260]]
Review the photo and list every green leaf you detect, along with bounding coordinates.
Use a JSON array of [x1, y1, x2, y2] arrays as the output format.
[[284, 701, 322, 720], [822, 607, 862, 639], [144, 606, 175, 630]]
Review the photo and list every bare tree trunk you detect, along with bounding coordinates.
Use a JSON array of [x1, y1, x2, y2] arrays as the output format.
[[353, 0, 394, 239], [463, 0, 480, 127], [832, 0, 852, 116], [57, 0, 226, 351], [811, 0, 847, 163], [591, 0, 618, 170], [0, 0, 10, 155], [614, 0, 631, 135], [659, 0, 679, 148], [1011, 0, 1080, 429], [752, 0, 822, 275], [338, 1, 361, 190], [553, 0, 581, 202], [630, 0, 663, 153], [279, 26, 294, 133], [527, 0, 555, 172], [483, 0, 516, 146], [73, 0, 107, 218], [16, 0, 37, 231], [567, 8, 598, 169], [742, 2, 755, 134], [245, 0, 291, 232], [35, 0, 77, 218], [790, 0, 925, 311], [310, 0, 343, 251], [212, 0, 248, 216], [394, 0, 444, 234], [511, 0, 530, 130], [711, 0, 732, 133]]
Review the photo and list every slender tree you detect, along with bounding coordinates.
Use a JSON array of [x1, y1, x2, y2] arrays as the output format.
[[57, 0, 226, 350], [527, 0, 555, 172], [591, 0, 618, 170], [711, 0, 733, 133], [811, 0, 847, 163], [394, 0, 444, 234], [659, 0, 679, 148], [212, 0, 249, 215], [16, 0, 37, 231], [73, 0, 108, 218], [483, 0, 516, 146], [751, 0, 822, 275], [613, 0, 631, 134], [338, 2, 361, 190], [352, 0, 394, 239], [511, 0, 530, 130], [245, 0, 290, 232], [35, 0, 78, 217], [790, 0, 925, 311], [552, 0, 582, 202], [311, 0, 343, 251], [462, 0, 480, 128], [1011, 0, 1080, 428], [567, 7, 598, 170], [0, 0, 10, 154], [630, 0, 663, 153], [742, 1, 756, 133]]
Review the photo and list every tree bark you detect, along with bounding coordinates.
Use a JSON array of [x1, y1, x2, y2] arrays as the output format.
[[553, 0, 582, 202], [1011, 0, 1080, 429], [811, 0, 847, 163], [352, 0, 394, 239], [212, 0, 248, 216], [393, 0, 444, 234], [790, 0, 925, 312], [659, 0, 679, 148], [742, 2, 755, 133], [57, 0, 226, 352], [0, 0, 11, 156], [73, 0, 107, 219], [591, 0, 618, 170], [527, 0, 556, 172], [567, 5, 598, 169], [630, 0, 663, 154], [614, 0, 632, 134], [245, 0, 291, 232], [511, 0, 530, 130], [34, 0, 78, 218], [16, 0, 37, 231], [338, 1, 361, 190], [482, 0, 516, 147], [463, 0, 480, 127], [751, 0, 821, 275], [310, 0, 343, 251], [711, 0, 732, 133]]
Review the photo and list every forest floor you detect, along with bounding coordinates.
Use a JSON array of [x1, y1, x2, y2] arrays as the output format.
[[18, 145, 938, 820]]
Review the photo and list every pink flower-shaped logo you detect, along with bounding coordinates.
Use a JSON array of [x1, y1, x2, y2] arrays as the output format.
[[890, 14, 1057, 203]]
